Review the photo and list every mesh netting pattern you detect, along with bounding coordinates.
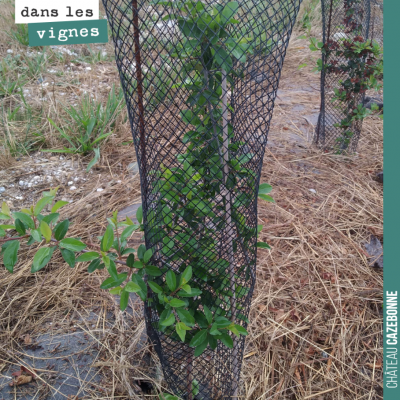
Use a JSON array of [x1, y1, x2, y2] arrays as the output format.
[[314, 0, 373, 152], [102, 1, 301, 398], [369, 0, 383, 47]]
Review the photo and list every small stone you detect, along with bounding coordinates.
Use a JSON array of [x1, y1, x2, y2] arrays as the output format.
[[16, 196, 23, 200], [7, 49, 13, 53], [0, 187, 5, 193], [60, 156, 64, 160], [70, 186, 77, 191], [19, 180, 25, 186], [309, 189, 317, 194], [96, 188, 104, 192], [127, 162, 139, 175], [68, 181, 73, 186], [28, 183, 32, 187], [85, 67, 92, 71], [73, 177, 79, 181]]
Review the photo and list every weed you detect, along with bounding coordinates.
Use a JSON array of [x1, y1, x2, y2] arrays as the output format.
[[74, 45, 111, 64], [43, 86, 125, 170], [6, 19, 29, 46]]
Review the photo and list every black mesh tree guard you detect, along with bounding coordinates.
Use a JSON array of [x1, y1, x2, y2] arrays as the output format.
[[102, 1, 301, 398], [315, 0, 373, 152]]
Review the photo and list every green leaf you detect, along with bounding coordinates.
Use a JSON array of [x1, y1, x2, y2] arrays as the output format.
[[40, 221, 52, 243], [194, 339, 208, 356], [166, 270, 177, 291], [76, 252, 100, 262], [190, 329, 207, 347], [234, 324, 248, 336], [148, 281, 163, 294], [60, 248, 75, 268], [181, 284, 191, 293], [170, 298, 186, 308], [107, 259, 118, 280], [100, 273, 128, 289], [59, 238, 86, 252], [177, 288, 202, 297], [133, 260, 144, 269], [192, 379, 200, 396], [100, 224, 114, 252], [176, 322, 187, 342], [14, 219, 26, 235], [131, 274, 147, 301], [256, 241, 271, 249], [119, 289, 129, 311], [12, 212, 34, 229], [126, 253, 135, 268], [259, 183, 272, 194], [143, 248, 153, 264], [258, 194, 275, 202], [109, 286, 122, 295], [215, 316, 231, 328], [160, 310, 175, 326], [87, 147, 100, 172], [51, 200, 69, 213], [31, 246, 56, 272], [194, 311, 209, 328], [87, 258, 102, 273], [54, 220, 70, 241], [34, 196, 54, 216], [181, 265, 192, 284], [209, 323, 220, 335], [176, 309, 196, 327], [203, 305, 212, 324], [137, 244, 145, 260], [3, 240, 19, 272], [120, 225, 138, 242], [145, 265, 162, 276], [220, 333, 233, 348], [136, 205, 143, 224], [41, 213, 60, 226], [125, 281, 141, 293], [221, 1, 239, 25], [0, 213, 11, 220], [1, 202, 11, 218], [0, 226, 5, 237], [30, 229, 42, 243]]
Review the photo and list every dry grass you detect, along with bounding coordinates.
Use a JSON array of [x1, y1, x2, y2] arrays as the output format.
[[0, 8, 383, 400]]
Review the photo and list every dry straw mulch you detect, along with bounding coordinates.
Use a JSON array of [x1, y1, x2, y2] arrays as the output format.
[[0, 38, 383, 399]]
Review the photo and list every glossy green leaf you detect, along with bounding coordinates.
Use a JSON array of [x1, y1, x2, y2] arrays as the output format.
[[145, 265, 162, 276], [170, 298, 186, 308], [33, 196, 54, 216], [3, 240, 19, 272], [143, 248, 153, 264], [14, 219, 26, 235], [166, 270, 177, 291], [176, 309, 196, 327], [76, 252, 100, 262], [12, 212, 34, 229], [40, 221, 52, 243], [60, 248, 75, 268], [136, 205, 143, 224], [256, 241, 271, 249], [148, 281, 163, 294], [203, 305, 212, 324], [100, 224, 114, 252], [51, 200, 69, 213], [31, 246, 56, 272], [190, 329, 207, 347], [54, 220, 70, 241], [125, 281, 141, 293], [100, 273, 128, 289], [59, 238, 86, 252]]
